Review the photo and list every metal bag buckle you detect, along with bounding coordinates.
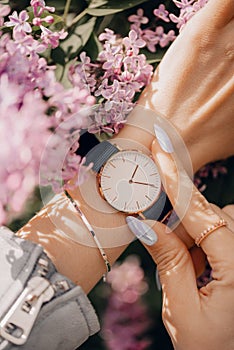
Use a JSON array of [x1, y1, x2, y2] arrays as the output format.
[[0, 276, 54, 345]]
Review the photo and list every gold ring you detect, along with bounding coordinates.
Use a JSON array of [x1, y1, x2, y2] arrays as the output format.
[[195, 218, 227, 247]]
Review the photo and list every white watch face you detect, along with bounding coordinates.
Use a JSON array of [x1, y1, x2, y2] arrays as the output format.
[[99, 150, 161, 214]]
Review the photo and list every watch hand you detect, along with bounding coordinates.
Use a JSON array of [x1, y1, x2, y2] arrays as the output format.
[[130, 165, 139, 181], [131, 181, 156, 187]]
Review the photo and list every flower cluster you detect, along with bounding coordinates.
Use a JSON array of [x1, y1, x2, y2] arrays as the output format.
[[0, 2, 95, 224], [129, 7, 176, 53], [69, 29, 153, 134], [169, 0, 209, 30], [102, 256, 151, 350], [128, 0, 209, 53]]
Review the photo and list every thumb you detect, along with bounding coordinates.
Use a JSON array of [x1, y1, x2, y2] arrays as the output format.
[[126, 216, 199, 315]]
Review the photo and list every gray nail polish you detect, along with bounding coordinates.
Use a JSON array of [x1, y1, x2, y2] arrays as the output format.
[[154, 124, 174, 153], [126, 216, 158, 246], [166, 210, 180, 233]]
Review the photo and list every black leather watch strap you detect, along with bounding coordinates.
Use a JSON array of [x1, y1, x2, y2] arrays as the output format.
[[85, 140, 118, 172]]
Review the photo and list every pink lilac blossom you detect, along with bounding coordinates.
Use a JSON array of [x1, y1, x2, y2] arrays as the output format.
[[69, 29, 153, 134], [31, 0, 55, 17], [142, 26, 176, 52], [102, 256, 151, 350], [169, 0, 209, 30], [0, 2, 95, 224], [153, 4, 170, 22], [40, 26, 67, 48], [0, 4, 10, 28], [5, 10, 32, 33], [0, 75, 51, 224], [128, 8, 149, 26], [128, 8, 175, 53], [32, 15, 54, 26]]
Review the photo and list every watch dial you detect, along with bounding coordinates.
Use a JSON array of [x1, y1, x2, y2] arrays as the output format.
[[99, 150, 161, 213]]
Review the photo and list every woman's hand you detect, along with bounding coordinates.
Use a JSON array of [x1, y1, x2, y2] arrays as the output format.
[[139, 0, 234, 169], [126, 130, 234, 350]]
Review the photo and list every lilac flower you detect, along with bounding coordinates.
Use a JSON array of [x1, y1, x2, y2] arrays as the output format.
[[148, 26, 167, 48], [68, 52, 97, 93], [159, 28, 176, 48], [10, 30, 46, 55], [71, 27, 152, 134], [102, 52, 123, 72], [32, 15, 54, 26], [5, 10, 32, 33], [95, 78, 119, 99], [128, 8, 149, 26], [98, 28, 117, 44], [153, 4, 170, 22], [173, 0, 194, 8], [0, 4, 10, 17], [193, 0, 209, 11], [0, 76, 51, 222], [141, 29, 159, 52], [106, 256, 148, 301], [102, 256, 151, 350], [31, 0, 55, 17], [169, 12, 187, 30], [142, 27, 175, 52], [40, 26, 67, 48], [122, 29, 145, 55], [170, 0, 209, 30], [0, 4, 10, 27], [129, 6, 176, 53], [0, 7, 94, 224]]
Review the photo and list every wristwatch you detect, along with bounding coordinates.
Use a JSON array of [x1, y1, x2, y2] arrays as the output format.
[[85, 140, 171, 221]]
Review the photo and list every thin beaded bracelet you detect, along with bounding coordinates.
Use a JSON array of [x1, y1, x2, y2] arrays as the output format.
[[64, 190, 111, 281]]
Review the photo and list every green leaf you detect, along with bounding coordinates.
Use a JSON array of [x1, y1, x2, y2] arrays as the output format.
[[88, 0, 107, 8], [86, 8, 122, 16], [82, 32, 103, 60], [55, 61, 73, 88], [51, 46, 66, 65], [46, 0, 85, 13], [60, 16, 96, 58], [86, 0, 150, 16]]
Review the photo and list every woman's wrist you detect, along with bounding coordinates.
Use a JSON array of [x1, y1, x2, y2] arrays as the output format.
[[117, 105, 206, 173]]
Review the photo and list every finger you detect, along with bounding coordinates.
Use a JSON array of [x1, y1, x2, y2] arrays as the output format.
[[172, 220, 194, 248], [222, 205, 234, 224], [126, 217, 200, 322], [151, 126, 234, 268], [211, 204, 234, 232], [171, 222, 206, 276]]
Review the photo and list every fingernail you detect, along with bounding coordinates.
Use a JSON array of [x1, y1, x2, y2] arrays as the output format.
[[155, 268, 161, 291], [165, 210, 180, 233], [126, 216, 158, 246], [154, 124, 174, 153]]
